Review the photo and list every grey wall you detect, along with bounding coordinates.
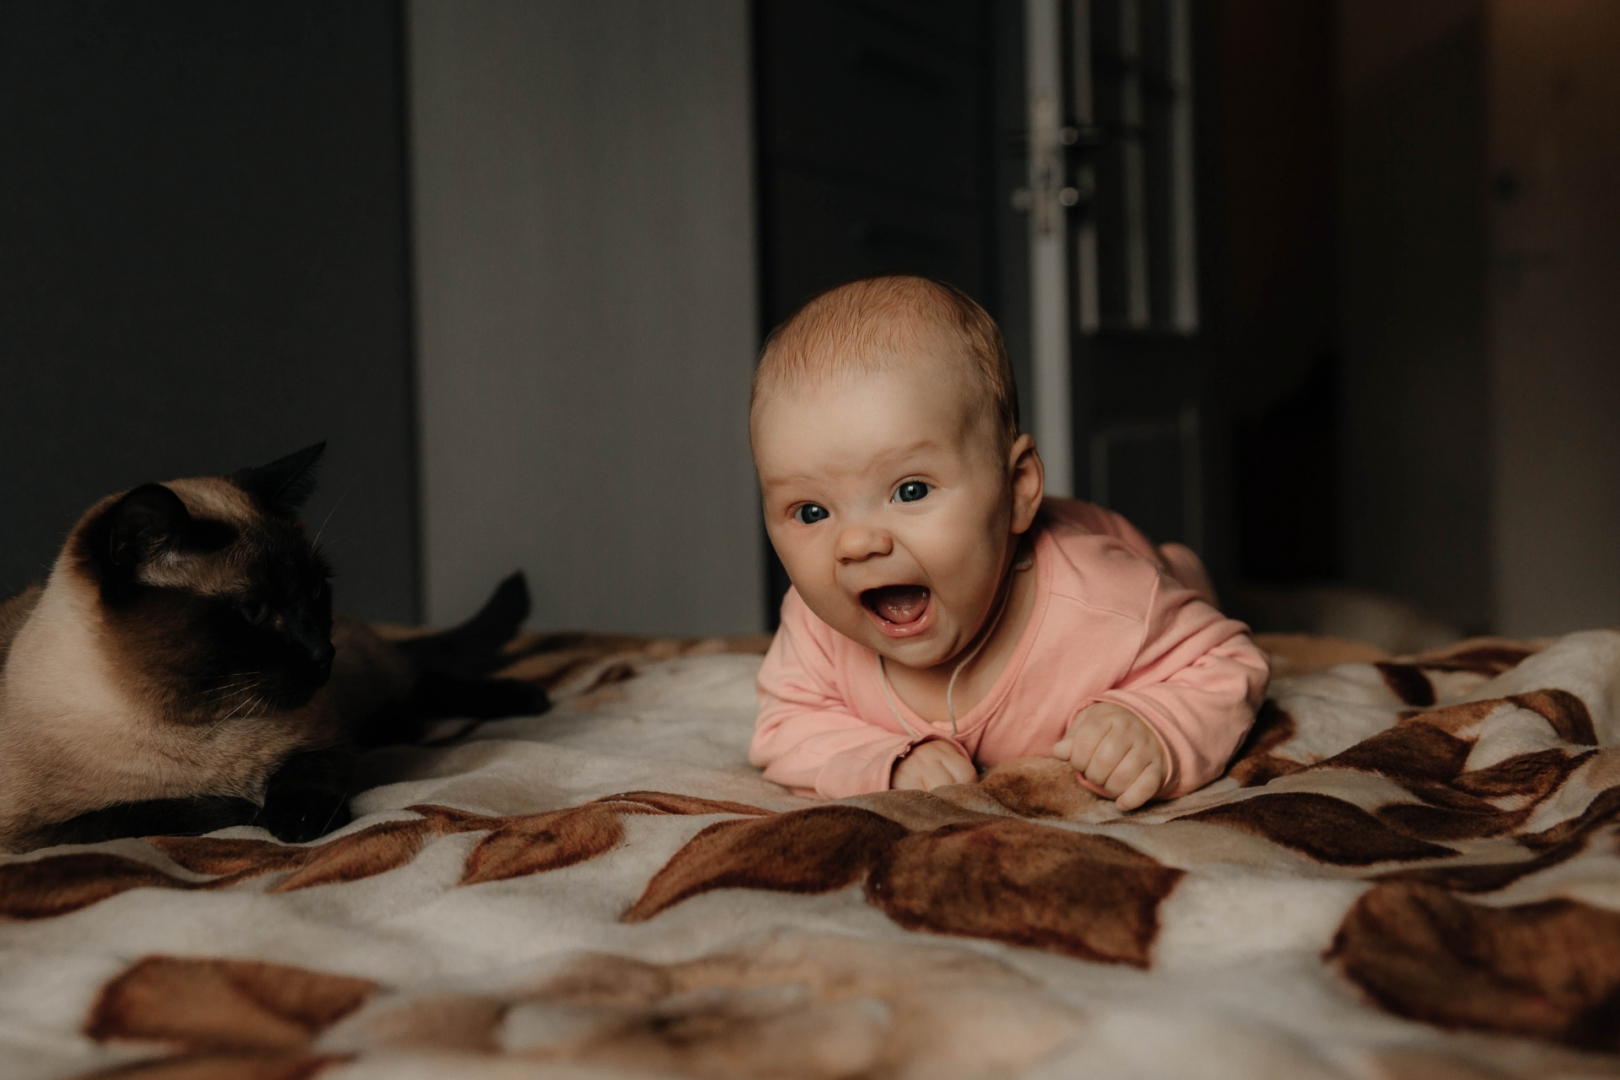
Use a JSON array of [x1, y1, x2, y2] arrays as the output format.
[[1337, 0, 1620, 637], [0, 1, 420, 622], [1337, 0, 1492, 632], [1489, 0, 1620, 635], [408, 0, 762, 634]]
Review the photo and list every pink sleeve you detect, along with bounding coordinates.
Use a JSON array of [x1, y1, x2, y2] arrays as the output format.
[[749, 590, 937, 799], [1095, 573, 1270, 798], [1087, 504, 1162, 561], [1050, 500, 1219, 606]]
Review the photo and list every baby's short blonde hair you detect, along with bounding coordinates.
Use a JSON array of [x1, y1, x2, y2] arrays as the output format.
[[751, 275, 1021, 455]]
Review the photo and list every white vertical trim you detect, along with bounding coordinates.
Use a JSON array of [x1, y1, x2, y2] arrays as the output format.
[[1027, 0, 1073, 496]]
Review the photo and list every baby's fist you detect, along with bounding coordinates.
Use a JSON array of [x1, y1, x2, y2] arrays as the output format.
[[891, 740, 977, 791], [1052, 703, 1165, 810]]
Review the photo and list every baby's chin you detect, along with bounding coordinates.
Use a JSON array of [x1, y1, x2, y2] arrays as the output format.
[[876, 637, 973, 672], [848, 607, 968, 670]]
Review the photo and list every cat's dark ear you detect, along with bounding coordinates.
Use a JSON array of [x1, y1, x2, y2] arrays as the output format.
[[108, 484, 193, 567], [233, 442, 325, 516]]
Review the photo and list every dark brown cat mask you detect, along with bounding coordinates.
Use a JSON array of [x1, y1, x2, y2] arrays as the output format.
[[80, 442, 336, 722]]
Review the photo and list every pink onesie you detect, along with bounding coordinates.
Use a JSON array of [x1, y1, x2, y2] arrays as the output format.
[[750, 497, 1270, 800]]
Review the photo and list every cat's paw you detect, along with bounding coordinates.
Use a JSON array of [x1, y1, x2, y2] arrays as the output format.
[[417, 672, 552, 720], [40, 796, 261, 847], [259, 791, 351, 844], [480, 677, 551, 718]]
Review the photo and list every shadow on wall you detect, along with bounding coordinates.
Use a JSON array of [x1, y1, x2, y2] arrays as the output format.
[[1229, 584, 1464, 657], [1223, 350, 1473, 655], [1233, 353, 1342, 588]]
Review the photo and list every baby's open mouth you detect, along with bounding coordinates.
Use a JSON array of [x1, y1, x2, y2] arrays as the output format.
[[862, 585, 931, 626]]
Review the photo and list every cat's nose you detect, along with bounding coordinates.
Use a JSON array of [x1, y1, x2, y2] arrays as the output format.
[[307, 638, 336, 675], [286, 621, 335, 674], [306, 643, 335, 685]]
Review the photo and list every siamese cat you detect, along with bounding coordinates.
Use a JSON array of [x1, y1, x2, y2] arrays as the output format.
[[0, 444, 548, 852]]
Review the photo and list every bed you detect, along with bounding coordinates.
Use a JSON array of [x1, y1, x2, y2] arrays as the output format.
[[3, 627, 1619, 1079]]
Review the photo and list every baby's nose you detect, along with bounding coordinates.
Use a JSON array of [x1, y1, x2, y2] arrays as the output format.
[[835, 525, 893, 562]]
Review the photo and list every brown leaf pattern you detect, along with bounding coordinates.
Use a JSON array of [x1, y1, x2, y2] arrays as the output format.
[[867, 821, 1183, 967], [16, 631, 1620, 1066], [0, 853, 211, 920], [1227, 699, 1305, 786], [77, 1055, 347, 1080], [1181, 793, 1460, 866], [87, 955, 376, 1051], [625, 802, 1185, 968], [624, 806, 909, 922], [1328, 882, 1620, 1051], [460, 804, 626, 885], [0, 793, 770, 920]]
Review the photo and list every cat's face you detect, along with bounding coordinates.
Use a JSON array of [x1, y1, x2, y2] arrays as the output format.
[[73, 444, 337, 720]]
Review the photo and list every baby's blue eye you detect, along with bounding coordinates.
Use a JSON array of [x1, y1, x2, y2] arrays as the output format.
[[794, 504, 830, 524], [895, 481, 930, 503]]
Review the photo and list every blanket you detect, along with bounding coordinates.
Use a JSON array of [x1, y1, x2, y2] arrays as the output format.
[[4, 629, 1620, 1079]]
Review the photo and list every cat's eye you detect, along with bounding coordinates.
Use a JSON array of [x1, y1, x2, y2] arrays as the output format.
[[237, 601, 270, 627], [794, 503, 830, 525], [894, 481, 931, 503]]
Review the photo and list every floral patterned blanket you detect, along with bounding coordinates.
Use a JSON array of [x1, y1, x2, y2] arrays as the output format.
[[5, 629, 1620, 1079]]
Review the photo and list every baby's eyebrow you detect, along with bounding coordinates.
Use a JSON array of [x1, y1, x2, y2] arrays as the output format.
[[759, 472, 821, 491], [865, 438, 949, 467], [761, 439, 951, 486]]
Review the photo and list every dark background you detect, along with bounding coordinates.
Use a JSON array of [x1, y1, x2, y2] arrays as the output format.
[[3, 0, 1616, 637], [0, 1, 419, 620], [750, 0, 1343, 622]]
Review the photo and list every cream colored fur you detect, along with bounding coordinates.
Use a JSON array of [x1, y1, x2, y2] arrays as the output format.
[[0, 480, 349, 852], [0, 560, 338, 852]]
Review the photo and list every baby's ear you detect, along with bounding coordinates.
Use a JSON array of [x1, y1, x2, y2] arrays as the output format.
[[1008, 433, 1044, 531]]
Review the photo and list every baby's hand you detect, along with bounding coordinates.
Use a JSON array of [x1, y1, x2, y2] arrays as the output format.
[[892, 740, 977, 791], [1052, 703, 1165, 810]]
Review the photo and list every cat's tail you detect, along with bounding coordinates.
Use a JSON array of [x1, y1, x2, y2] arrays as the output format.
[[397, 571, 531, 677], [355, 572, 549, 741]]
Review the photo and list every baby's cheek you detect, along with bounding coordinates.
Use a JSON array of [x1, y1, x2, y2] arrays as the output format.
[[932, 556, 1005, 626], [792, 579, 859, 632]]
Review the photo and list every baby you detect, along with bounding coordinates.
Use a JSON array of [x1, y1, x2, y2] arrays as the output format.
[[748, 276, 1268, 809]]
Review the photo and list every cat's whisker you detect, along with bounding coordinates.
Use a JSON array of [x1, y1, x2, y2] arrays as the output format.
[[204, 699, 246, 734], [227, 690, 261, 716], [206, 691, 265, 735], [312, 481, 358, 548], [200, 681, 255, 702], [202, 681, 266, 730], [205, 683, 252, 702]]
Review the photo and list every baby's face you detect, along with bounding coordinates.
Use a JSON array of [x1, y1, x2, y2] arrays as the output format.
[[753, 353, 1041, 670]]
